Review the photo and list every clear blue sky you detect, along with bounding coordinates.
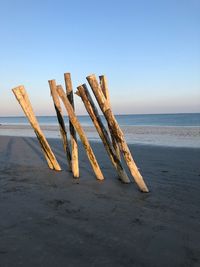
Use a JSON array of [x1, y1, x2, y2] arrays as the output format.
[[0, 0, 199, 115]]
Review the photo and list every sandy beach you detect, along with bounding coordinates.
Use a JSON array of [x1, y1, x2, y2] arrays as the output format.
[[0, 135, 200, 266]]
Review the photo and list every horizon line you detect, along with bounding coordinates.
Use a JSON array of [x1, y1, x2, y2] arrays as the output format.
[[1, 112, 200, 118]]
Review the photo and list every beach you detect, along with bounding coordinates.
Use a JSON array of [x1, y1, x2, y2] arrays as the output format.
[[0, 135, 200, 266], [0, 124, 199, 148]]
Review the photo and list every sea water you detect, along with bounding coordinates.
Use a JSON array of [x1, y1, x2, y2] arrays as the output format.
[[0, 113, 200, 127], [0, 113, 200, 148]]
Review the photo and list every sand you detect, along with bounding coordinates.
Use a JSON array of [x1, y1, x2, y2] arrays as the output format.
[[0, 136, 200, 266]]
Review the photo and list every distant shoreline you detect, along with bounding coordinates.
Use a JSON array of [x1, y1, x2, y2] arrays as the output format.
[[1, 112, 200, 117], [0, 124, 199, 148]]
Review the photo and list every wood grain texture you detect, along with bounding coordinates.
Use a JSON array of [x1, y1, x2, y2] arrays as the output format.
[[99, 75, 121, 160], [76, 84, 130, 183], [12, 85, 61, 171], [48, 80, 72, 171], [87, 74, 149, 192], [57, 85, 104, 181], [64, 73, 79, 178]]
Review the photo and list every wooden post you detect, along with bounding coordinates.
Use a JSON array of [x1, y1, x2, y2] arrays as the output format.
[[48, 80, 72, 171], [12, 86, 61, 171], [64, 73, 79, 178], [99, 75, 121, 160], [87, 74, 149, 192], [56, 85, 104, 181], [76, 84, 130, 183]]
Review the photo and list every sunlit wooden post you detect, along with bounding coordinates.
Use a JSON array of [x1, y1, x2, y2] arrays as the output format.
[[48, 79, 72, 171], [87, 74, 149, 192], [56, 85, 104, 181], [99, 75, 121, 160], [64, 73, 79, 178], [12, 85, 61, 171], [76, 84, 130, 183]]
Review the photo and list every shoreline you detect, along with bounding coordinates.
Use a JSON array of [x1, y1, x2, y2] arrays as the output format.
[[0, 124, 199, 148], [1, 134, 200, 150]]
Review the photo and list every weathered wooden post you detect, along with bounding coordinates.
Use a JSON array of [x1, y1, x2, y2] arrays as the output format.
[[48, 80, 72, 171], [12, 85, 61, 171], [99, 75, 121, 160], [64, 73, 79, 178], [56, 84, 104, 181], [87, 74, 149, 192], [76, 84, 130, 183]]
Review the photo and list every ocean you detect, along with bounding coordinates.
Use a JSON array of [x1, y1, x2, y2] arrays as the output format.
[[0, 113, 200, 148], [0, 113, 200, 127]]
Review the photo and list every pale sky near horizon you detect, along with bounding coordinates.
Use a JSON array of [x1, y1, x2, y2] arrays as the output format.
[[0, 0, 199, 116]]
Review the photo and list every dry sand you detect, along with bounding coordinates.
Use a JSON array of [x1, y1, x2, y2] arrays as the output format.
[[0, 136, 200, 267]]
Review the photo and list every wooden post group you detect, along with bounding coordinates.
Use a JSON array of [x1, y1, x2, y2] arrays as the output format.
[[56, 84, 104, 181], [76, 84, 130, 183], [86, 74, 149, 192], [12, 72, 149, 193], [48, 79, 72, 171]]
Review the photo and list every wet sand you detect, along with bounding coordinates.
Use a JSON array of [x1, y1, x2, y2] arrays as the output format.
[[0, 124, 199, 147], [0, 136, 200, 266]]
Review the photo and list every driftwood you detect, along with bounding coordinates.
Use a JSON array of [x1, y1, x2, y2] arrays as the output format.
[[87, 74, 149, 192], [48, 80, 72, 171], [76, 84, 130, 183], [99, 75, 121, 160], [56, 84, 104, 181], [64, 73, 79, 178], [12, 86, 61, 171]]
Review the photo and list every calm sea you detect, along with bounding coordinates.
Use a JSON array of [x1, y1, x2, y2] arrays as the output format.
[[0, 113, 200, 127]]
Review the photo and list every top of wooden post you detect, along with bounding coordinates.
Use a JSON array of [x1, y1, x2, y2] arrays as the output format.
[[48, 79, 63, 114], [12, 85, 25, 97], [99, 75, 111, 107], [86, 74, 110, 113], [64, 73, 73, 94]]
